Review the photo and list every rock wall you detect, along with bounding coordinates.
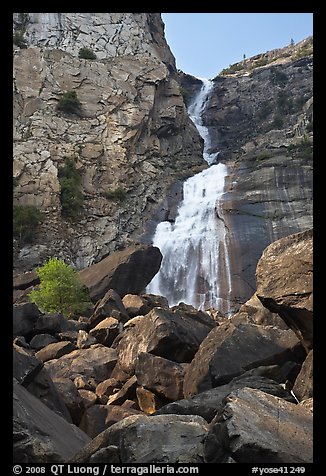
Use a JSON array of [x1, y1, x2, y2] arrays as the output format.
[[181, 38, 313, 312], [13, 13, 204, 271]]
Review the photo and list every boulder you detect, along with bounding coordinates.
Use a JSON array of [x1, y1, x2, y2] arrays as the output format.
[[136, 386, 165, 414], [95, 378, 121, 399], [26, 368, 72, 422], [13, 379, 91, 463], [13, 345, 71, 421], [13, 302, 41, 337], [79, 404, 143, 438], [107, 375, 137, 406], [13, 336, 30, 349], [122, 294, 151, 317], [116, 307, 216, 375], [71, 414, 208, 463], [157, 369, 294, 422], [35, 341, 76, 362], [256, 229, 313, 350], [13, 270, 39, 290], [79, 244, 162, 302], [52, 377, 86, 425], [89, 289, 129, 328], [44, 345, 117, 384], [89, 317, 120, 347], [183, 319, 301, 397], [76, 330, 97, 349], [292, 350, 313, 401], [30, 333, 58, 350], [34, 313, 69, 335], [78, 389, 98, 409], [204, 387, 313, 463], [141, 293, 169, 309], [135, 352, 185, 401], [13, 345, 43, 387], [233, 293, 289, 329]]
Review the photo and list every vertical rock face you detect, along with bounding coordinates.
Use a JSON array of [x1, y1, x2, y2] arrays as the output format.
[[13, 13, 203, 271], [181, 38, 313, 312]]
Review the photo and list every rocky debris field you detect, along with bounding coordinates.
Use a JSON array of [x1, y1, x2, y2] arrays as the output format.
[[13, 230, 313, 463]]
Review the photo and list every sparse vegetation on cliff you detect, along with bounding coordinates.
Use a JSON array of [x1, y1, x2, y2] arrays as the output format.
[[56, 91, 82, 115], [78, 47, 97, 60], [13, 205, 44, 244], [58, 157, 84, 219], [104, 187, 127, 201]]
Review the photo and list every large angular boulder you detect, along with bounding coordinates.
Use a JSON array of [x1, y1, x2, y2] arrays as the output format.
[[13, 302, 41, 337], [44, 345, 117, 384], [89, 289, 129, 328], [89, 317, 120, 347], [256, 229, 313, 350], [183, 318, 301, 397], [71, 414, 208, 463], [13, 379, 91, 463], [13, 270, 39, 290], [204, 387, 313, 463], [36, 341, 76, 362], [52, 377, 85, 425], [135, 352, 186, 401], [79, 404, 143, 438], [157, 368, 294, 422], [13, 345, 71, 421], [116, 307, 216, 375], [79, 244, 162, 302], [292, 350, 313, 402]]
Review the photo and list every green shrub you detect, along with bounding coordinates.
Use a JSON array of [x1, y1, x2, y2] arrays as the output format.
[[56, 91, 82, 115], [13, 30, 27, 48], [28, 257, 92, 318], [104, 187, 127, 201], [58, 158, 83, 219], [78, 47, 97, 60], [13, 205, 44, 244]]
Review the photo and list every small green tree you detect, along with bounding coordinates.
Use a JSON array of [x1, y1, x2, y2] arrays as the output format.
[[28, 257, 92, 318]]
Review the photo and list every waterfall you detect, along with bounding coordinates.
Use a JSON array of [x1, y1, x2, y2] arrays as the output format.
[[147, 79, 231, 314]]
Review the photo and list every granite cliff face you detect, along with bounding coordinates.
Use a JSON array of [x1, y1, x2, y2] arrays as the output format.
[[181, 37, 313, 312], [13, 13, 203, 271]]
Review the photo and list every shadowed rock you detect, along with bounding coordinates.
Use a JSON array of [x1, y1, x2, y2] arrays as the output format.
[[79, 244, 162, 302], [13, 379, 90, 463], [204, 387, 313, 463], [256, 229, 313, 350]]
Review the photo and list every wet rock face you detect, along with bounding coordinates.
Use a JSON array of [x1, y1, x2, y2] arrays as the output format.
[[184, 43, 313, 314], [13, 13, 203, 272]]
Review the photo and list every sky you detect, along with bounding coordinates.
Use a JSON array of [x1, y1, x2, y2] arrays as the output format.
[[161, 13, 313, 79]]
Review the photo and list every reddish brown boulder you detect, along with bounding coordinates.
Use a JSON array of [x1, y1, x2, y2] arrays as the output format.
[[116, 307, 216, 375], [79, 405, 143, 438], [79, 244, 162, 302], [89, 318, 120, 347], [136, 387, 165, 414], [36, 341, 76, 362], [107, 375, 137, 406], [89, 289, 129, 328], [122, 294, 151, 317], [256, 229, 313, 350], [44, 345, 117, 385], [52, 377, 85, 425], [135, 352, 185, 401]]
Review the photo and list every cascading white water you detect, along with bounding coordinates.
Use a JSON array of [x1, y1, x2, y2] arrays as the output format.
[[147, 79, 231, 313]]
